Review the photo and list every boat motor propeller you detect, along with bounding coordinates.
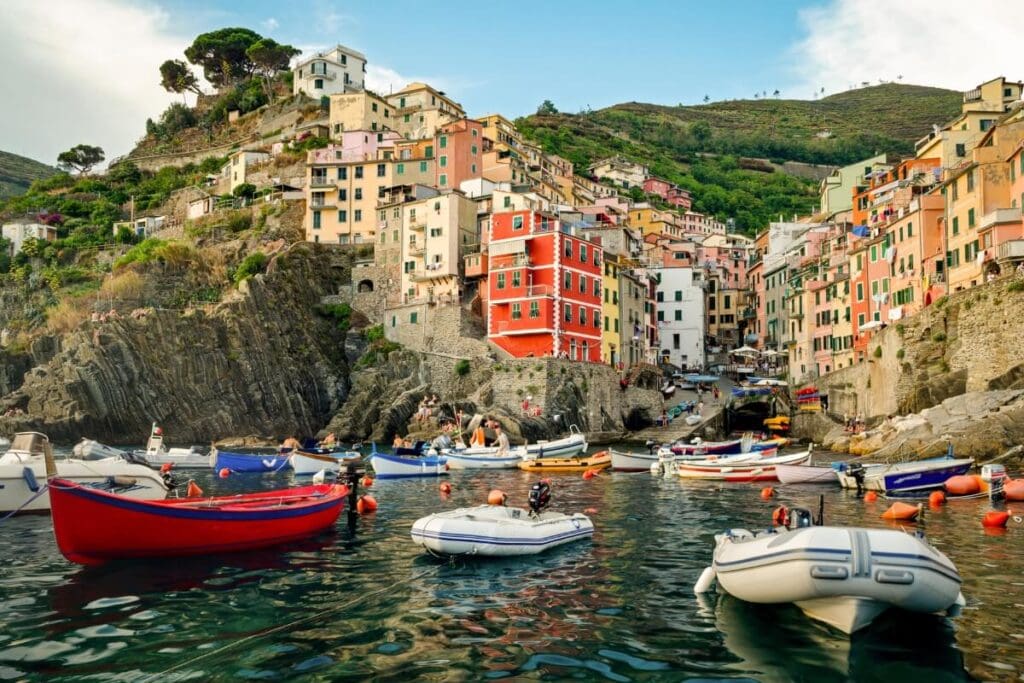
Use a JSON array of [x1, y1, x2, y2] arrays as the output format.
[[528, 481, 551, 516]]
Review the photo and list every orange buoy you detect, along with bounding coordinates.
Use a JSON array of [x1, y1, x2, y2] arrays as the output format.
[[772, 505, 789, 527], [881, 502, 920, 520], [928, 490, 946, 507], [1003, 479, 1024, 501], [760, 487, 775, 499], [582, 469, 596, 480], [983, 510, 1010, 528], [361, 476, 374, 488], [584, 507, 598, 514], [863, 491, 878, 503], [439, 482, 452, 494], [356, 494, 378, 514], [160, 463, 173, 474], [218, 468, 230, 478], [944, 475, 980, 496], [186, 480, 203, 498], [487, 489, 507, 506]]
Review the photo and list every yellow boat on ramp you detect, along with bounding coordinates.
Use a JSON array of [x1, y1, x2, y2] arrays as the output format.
[[518, 450, 611, 473]]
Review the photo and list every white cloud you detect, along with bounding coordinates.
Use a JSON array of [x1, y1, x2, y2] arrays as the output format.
[[0, 0, 188, 165], [792, 0, 1024, 98], [261, 17, 279, 32]]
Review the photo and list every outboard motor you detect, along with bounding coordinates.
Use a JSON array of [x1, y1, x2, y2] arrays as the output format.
[[528, 481, 551, 516], [789, 507, 814, 529], [846, 462, 866, 493]]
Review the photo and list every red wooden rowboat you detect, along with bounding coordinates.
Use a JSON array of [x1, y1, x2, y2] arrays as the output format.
[[48, 478, 349, 566]]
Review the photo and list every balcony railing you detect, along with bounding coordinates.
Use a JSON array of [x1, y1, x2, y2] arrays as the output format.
[[309, 199, 335, 209], [409, 222, 425, 231], [525, 284, 553, 298], [408, 243, 425, 256], [997, 239, 1024, 260], [980, 208, 1023, 231], [495, 319, 551, 334], [309, 177, 334, 188], [490, 255, 532, 269]]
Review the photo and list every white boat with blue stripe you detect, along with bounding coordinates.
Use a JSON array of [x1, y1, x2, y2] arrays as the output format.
[[695, 506, 964, 634], [368, 448, 448, 479], [411, 504, 593, 557]]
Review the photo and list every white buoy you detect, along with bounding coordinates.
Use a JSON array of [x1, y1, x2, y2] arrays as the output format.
[[650, 461, 661, 476], [694, 566, 716, 594], [312, 469, 326, 485]]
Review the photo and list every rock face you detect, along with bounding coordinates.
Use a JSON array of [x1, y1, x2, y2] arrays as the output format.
[[0, 243, 352, 444]]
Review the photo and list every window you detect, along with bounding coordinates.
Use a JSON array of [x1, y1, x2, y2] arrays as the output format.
[[564, 271, 572, 290], [410, 312, 418, 324], [594, 250, 600, 267], [674, 290, 682, 301], [968, 208, 975, 228], [724, 295, 731, 309], [955, 143, 966, 157], [439, 155, 447, 168], [314, 78, 324, 89], [511, 303, 521, 320], [593, 279, 601, 297], [564, 303, 572, 322], [425, 145, 433, 158], [564, 239, 573, 258], [512, 215, 524, 230], [604, 316, 610, 331], [372, 102, 378, 112], [593, 309, 600, 328], [354, 210, 362, 222], [529, 301, 540, 318], [338, 189, 347, 201], [399, 97, 406, 108], [870, 245, 877, 262], [439, 174, 447, 186], [952, 180, 959, 201], [439, 135, 447, 149], [673, 334, 680, 350], [858, 313, 865, 327], [856, 282, 863, 301], [471, 164, 477, 174], [354, 188, 362, 200], [613, 291, 618, 304], [429, 227, 442, 237], [355, 166, 364, 179], [674, 310, 682, 321], [967, 170, 975, 192], [907, 222, 913, 237], [497, 273, 506, 289], [604, 287, 609, 303], [337, 209, 347, 222], [503, 196, 511, 208], [420, 161, 428, 172], [657, 311, 664, 322], [338, 167, 347, 180], [656, 291, 664, 302], [471, 145, 478, 155], [312, 211, 321, 229], [579, 275, 586, 294], [396, 163, 404, 175], [952, 216, 959, 236], [377, 164, 386, 177], [580, 244, 587, 262], [579, 307, 586, 325], [512, 270, 521, 287]]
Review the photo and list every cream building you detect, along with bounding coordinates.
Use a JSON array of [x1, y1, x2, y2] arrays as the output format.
[[399, 191, 478, 304], [329, 92, 397, 137], [388, 82, 465, 140], [293, 45, 366, 98]]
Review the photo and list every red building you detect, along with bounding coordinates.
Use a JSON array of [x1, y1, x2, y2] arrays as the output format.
[[487, 210, 603, 362], [435, 118, 483, 190], [643, 177, 693, 210]]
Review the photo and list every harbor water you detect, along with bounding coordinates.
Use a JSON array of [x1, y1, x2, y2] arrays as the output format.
[[1, 448, 1021, 681]]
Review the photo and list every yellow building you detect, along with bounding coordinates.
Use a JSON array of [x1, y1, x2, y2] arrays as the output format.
[[388, 82, 465, 140], [627, 205, 681, 239], [329, 92, 396, 137], [479, 113, 523, 152], [601, 255, 622, 366]]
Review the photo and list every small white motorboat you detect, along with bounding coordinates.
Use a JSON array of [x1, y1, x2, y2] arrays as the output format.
[[695, 505, 964, 634], [610, 447, 659, 472], [0, 432, 169, 514], [368, 449, 448, 479], [676, 450, 812, 482], [444, 446, 526, 470], [776, 463, 839, 485], [289, 449, 361, 475], [410, 482, 593, 557], [74, 424, 207, 469], [836, 452, 974, 493]]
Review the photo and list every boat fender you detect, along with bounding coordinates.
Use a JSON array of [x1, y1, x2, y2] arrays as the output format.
[[21, 467, 39, 493], [218, 468, 230, 479], [983, 509, 1010, 528], [650, 461, 661, 476], [863, 491, 878, 503], [356, 494, 378, 514], [772, 505, 789, 527], [694, 566, 716, 594], [760, 487, 775, 499], [582, 469, 596, 480], [439, 482, 452, 495], [881, 502, 921, 520], [487, 489, 507, 506], [361, 476, 374, 488], [929, 490, 946, 507], [186, 480, 203, 498], [160, 463, 174, 473], [111, 475, 137, 487]]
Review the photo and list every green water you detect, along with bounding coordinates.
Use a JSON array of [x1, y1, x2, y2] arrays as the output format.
[[0, 454, 1021, 681]]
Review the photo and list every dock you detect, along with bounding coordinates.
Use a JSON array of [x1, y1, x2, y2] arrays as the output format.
[[627, 404, 723, 443]]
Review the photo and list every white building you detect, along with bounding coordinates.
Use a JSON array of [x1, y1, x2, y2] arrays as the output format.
[[293, 45, 366, 98], [587, 156, 648, 189], [2, 222, 57, 256], [652, 266, 705, 370], [221, 150, 271, 192]]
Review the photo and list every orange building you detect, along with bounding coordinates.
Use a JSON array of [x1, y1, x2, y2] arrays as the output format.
[[487, 210, 603, 362], [435, 119, 484, 190]]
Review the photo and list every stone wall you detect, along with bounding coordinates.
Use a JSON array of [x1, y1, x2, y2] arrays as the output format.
[[807, 277, 1024, 422]]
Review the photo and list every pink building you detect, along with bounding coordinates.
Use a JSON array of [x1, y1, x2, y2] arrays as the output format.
[[643, 177, 693, 210], [309, 130, 402, 164], [435, 119, 484, 191]]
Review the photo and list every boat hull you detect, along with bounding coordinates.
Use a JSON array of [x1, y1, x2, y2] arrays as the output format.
[[289, 451, 361, 475], [411, 505, 593, 556], [677, 451, 812, 482], [610, 448, 657, 472], [0, 459, 167, 514], [211, 448, 290, 473], [48, 479, 347, 565], [369, 452, 448, 479], [712, 526, 962, 634], [518, 450, 611, 473], [776, 464, 839, 485], [837, 459, 973, 492], [445, 451, 525, 470], [140, 450, 208, 469]]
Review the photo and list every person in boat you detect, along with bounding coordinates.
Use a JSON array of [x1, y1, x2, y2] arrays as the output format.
[[470, 423, 487, 447], [392, 435, 404, 448], [321, 432, 337, 447], [281, 436, 301, 452], [494, 424, 510, 455]]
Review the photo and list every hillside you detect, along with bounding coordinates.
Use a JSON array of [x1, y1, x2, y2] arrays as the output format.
[[517, 84, 962, 233], [0, 150, 58, 200]]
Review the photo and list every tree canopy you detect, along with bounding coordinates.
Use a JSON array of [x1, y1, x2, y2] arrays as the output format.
[[184, 27, 263, 89], [246, 38, 300, 98], [159, 59, 201, 96], [57, 145, 105, 175], [537, 100, 558, 116]]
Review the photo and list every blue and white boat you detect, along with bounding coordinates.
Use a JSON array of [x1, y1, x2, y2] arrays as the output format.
[[444, 447, 526, 470], [210, 447, 290, 473], [835, 446, 973, 493], [368, 448, 448, 479]]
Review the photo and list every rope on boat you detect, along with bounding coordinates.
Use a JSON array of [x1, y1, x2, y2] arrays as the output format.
[[139, 563, 442, 681], [0, 485, 50, 523]]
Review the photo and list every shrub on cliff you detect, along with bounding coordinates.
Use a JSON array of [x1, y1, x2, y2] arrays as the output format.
[[356, 324, 401, 368], [454, 359, 471, 376], [114, 238, 167, 269], [318, 302, 352, 331], [232, 251, 268, 284]]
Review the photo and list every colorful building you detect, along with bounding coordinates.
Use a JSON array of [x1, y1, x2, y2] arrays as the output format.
[[293, 44, 366, 98], [487, 210, 603, 362], [398, 191, 478, 305], [435, 119, 484, 190]]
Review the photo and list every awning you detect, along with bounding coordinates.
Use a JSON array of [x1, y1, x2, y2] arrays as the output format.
[[859, 320, 884, 332], [851, 226, 870, 238]]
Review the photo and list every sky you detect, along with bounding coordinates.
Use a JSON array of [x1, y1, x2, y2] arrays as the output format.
[[1, 0, 1022, 166]]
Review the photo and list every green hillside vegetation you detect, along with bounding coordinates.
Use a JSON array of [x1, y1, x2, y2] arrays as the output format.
[[0, 151, 59, 199], [518, 84, 962, 233]]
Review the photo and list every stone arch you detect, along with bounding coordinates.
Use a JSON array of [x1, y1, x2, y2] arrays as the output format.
[[357, 279, 374, 293]]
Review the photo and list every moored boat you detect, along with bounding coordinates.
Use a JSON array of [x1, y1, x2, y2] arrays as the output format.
[[410, 481, 593, 556], [836, 451, 974, 493], [48, 477, 349, 565], [696, 507, 964, 634], [444, 448, 526, 470], [368, 450, 448, 479], [135, 424, 207, 468], [210, 447, 290, 473], [776, 463, 840, 485], [676, 450, 813, 482], [0, 432, 168, 514], [517, 449, 611, 473], [610, 447, 659, 472], [289, 449, 362, 475]]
